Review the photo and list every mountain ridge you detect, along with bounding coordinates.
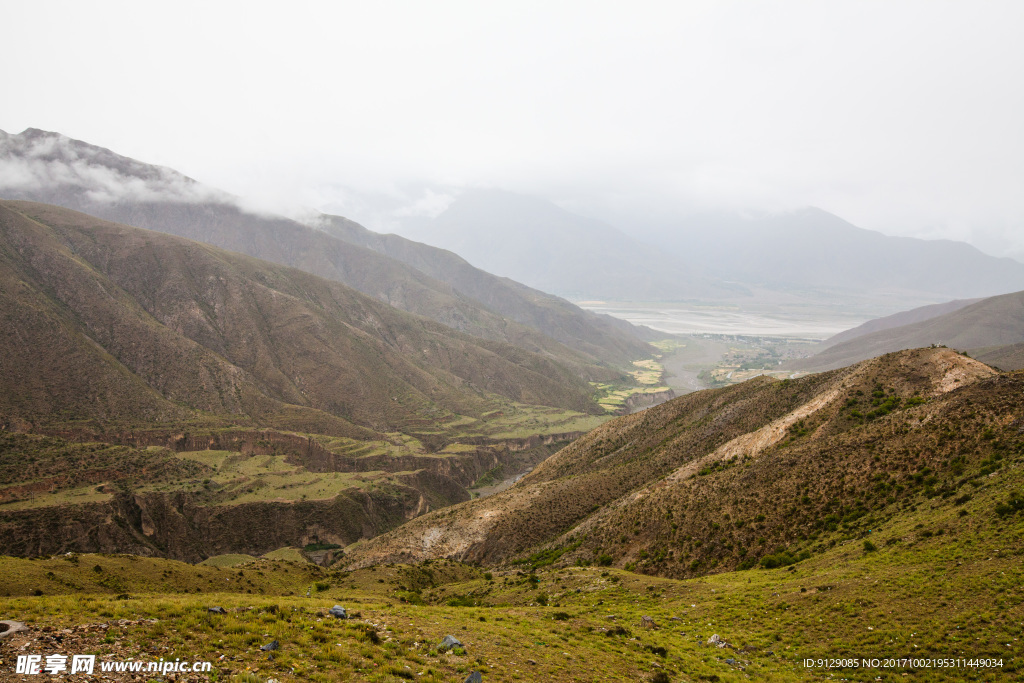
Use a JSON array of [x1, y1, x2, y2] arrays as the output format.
[[789, 289, 1024, 372], [0, 128, 653, 374], [343, 347, 1000, 572]]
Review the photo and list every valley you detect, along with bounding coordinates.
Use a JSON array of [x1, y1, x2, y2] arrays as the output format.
[[1, 127, 1023, 683]]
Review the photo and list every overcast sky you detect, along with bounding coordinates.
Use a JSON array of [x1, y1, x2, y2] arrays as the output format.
[[3, 1, 1023, 255]]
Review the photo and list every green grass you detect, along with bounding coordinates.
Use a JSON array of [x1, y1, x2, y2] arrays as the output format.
[[263, 547, 311, 563], [2, 504, 1019, 683], [198, 554, 260, 568], [0, 483, 114, 510]]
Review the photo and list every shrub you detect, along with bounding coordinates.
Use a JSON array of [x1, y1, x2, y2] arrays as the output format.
[[863, 540, 878, 552]]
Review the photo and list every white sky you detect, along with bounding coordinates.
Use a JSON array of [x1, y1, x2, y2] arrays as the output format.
[[3, 1, 1023, 254]]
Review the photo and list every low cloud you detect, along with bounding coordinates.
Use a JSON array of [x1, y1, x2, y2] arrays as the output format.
[[0, 129, 230, 205]]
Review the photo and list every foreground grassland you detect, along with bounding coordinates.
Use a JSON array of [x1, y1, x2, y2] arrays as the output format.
[[1, 494, 1020, 683]]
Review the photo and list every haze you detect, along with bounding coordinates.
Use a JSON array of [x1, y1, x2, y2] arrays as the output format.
[[2, 1, 1023, 257]]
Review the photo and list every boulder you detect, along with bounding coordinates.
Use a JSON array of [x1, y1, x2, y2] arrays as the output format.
[[260, 640, 279, 651], [329, 605, 347, 619], [464, 672, 483, 683], [438, 635, 464, 652], [207, 607, 227, 615], [640, 616, 657, 629], [0, 621, 28, 640]]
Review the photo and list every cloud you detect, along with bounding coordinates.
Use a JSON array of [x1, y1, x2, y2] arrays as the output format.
[[0, 129, 230, 205]]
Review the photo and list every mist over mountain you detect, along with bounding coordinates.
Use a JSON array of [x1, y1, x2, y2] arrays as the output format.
[[655, 208, 1024, 300], [0, 128, 653, 372], [396, 188, 746, 302], [396, 190, 1024, 310]]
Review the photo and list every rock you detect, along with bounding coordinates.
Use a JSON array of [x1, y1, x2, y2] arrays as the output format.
[[438, 634, 464, 651], [0, 621, 29, 640], [708, 634, 722, 646], [328, 605, 347, 619], [260, 640, 279, 651], [207, 607, 227, 615], [725, 658, 736, 665], [464, 672, 483, 683], [640, 616, 657, 629]]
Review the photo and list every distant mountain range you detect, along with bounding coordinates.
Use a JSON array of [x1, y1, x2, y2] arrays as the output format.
[[397, 188, 746, 301], [654, 208, 1024, 301], [399, 191, 1024, 311], [0, 128, 653, 376], [790, 290, 1024, 372]]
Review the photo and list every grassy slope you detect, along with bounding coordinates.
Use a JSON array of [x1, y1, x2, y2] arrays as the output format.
[[341, 348, 1015, 579], [1, 487, 1020, 683]]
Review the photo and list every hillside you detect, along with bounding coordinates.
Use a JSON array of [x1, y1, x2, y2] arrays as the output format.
[[3, 347, 1022, 679], [790, 290, 1024, 372], [820, 297, 982, 348], [969, 342, 1024, 372], [343, 347, 1006, 572], [0, 200, 625, 559], [0, 200, 602, 430], [0, 128, 653, 370], [313, 212, 661, 355]]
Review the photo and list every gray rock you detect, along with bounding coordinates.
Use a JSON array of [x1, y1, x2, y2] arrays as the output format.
[[207, 607, 227, 615], [329, 605, 347, 619], [0, 621, 29, 640], [464, 672, 483, 683], [725, 658, 736, 665], [260, 640, 279, 651], [438, 634, 464, 651]]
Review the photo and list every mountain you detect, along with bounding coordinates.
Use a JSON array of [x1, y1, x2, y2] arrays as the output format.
[[0, 199, 627, 559], [0, 200, 601, 431], [652, 207, 1024, 305], [789, 290, 1024, 372], [820, 297, 982, 348], [311, 212, 661, 353], [0, 128, 653, 373], [398, 188, 747, 301], [343, 346, 1001, 570]]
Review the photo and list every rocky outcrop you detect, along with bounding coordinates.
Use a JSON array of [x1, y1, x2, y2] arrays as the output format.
[[1, 429, 581, 562], [0, 487, 419, 563], [623, 389, 675, 413]]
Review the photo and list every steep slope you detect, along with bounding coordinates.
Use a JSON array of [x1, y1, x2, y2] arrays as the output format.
[[344, 347, 1001, 572], [968, 342, 1024, 371], [313, 212, 660, 357], [0, 128, 651, 371], [790, 289, 1024, 372], [406, 188, 745, 301], [0, 200, 601, 432]]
